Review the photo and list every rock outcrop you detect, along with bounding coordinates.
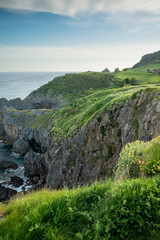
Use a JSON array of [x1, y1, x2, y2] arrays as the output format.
[[10, 176, 24, 187], [0, 184, 17, 201], [26, 91, 67, 109], [0, 160, 18, 171]]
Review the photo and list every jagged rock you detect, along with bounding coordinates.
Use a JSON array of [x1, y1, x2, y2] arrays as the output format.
[[0, 120, 5, 137], [0, 98, 11, 108], [0, 184, 17, 201], [13, 138, 29, 156], [0, 97, 32, 110], [10, 176, 24, 187], [102, 68, 110, 73], [0, 160, 18, 171], [26, 91, 67, 109], [9, 98, 32, 110], [47, 160, 63, 189], [24, 151, 47, 178]]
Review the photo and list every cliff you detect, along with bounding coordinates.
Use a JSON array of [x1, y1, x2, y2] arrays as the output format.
[[1, 85, 160, 189]]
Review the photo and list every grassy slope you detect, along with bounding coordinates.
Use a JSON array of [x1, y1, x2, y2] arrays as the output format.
[[0, 176, 160, 240], [26, 72, 124, 101], [25, 70, 160, 136], [116, 69, 160, 84], [50, 85, 157, 138], [134, 58, 160, 71]]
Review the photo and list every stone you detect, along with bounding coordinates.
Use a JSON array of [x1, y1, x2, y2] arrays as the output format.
[[0, 184, 17, 201], [47, 160, 63, 189], [155, 101, 160, 113], [10, 176, 24, 187], [33, 176, 39, 183], [0, 160, 18, 171], [24, 151, 47, 178], [13, 138, 29, 156]]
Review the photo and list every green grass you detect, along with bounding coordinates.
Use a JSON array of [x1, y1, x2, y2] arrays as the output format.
[[0, 177, 160, 240], [116, 70, 160, 84], [49, 85, 158, 138], [26, 71, 124, 102], [134, 58, 160, 71]]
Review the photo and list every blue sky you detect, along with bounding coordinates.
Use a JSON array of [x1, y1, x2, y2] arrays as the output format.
[[0, 0, 160, 72]]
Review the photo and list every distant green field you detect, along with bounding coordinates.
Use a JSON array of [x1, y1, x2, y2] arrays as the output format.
[[116, 69, 160, 84]]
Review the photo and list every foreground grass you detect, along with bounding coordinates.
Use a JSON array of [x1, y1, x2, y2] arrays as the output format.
[[0, 177, 160, 240]]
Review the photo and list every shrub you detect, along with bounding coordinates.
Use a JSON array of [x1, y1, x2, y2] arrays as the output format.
[[115, 136, 160, 180], [139, 136, 160, 176], [114, 140, 149, 180]]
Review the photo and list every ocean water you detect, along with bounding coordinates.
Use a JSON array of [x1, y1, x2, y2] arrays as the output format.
[[0, 140, 28, 192], [0, 72, 67, 192], [0, 72, 67, 100]]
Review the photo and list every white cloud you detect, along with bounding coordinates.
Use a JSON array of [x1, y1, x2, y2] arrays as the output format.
[[0, 44, 159, 72], [1, 0, 160, 16]]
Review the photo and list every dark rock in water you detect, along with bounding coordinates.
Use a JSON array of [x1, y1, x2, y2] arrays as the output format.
[[0, 160, 18, 171], [10, 176, 24, 187], [0, 184, 17, 201], [13, 138, 30, 156]]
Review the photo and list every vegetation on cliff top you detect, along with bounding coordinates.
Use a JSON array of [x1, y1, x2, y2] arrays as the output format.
[[26, 71, 124, 101]]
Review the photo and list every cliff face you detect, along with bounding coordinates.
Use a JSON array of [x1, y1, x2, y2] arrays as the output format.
[[1, 89, 160, 189]]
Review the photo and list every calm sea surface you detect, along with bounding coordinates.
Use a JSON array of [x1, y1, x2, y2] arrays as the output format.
[[0, 72, 67, 100], [0, 72, 68, 191]]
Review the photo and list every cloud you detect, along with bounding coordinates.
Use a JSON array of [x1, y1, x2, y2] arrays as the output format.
[[0, 44, 160, 72], [1, 0, 160, 16]]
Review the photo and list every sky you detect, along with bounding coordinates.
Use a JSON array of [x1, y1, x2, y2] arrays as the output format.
[[0, 0, 160, 72]]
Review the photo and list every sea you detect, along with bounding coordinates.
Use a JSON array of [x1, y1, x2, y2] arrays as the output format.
[[0, 72, 68, 191]]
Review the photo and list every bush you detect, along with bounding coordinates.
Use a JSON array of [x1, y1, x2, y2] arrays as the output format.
[[139, 136, 160, 176], [114, 140, 149, 180], [115, 136, 160, 180], [97, 177, 160, 240]]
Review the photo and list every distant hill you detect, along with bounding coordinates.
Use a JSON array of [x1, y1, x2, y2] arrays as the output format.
[[132, 50, 160, 70]]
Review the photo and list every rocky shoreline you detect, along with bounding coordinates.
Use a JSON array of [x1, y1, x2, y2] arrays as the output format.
[[0, 89, 160, 202]]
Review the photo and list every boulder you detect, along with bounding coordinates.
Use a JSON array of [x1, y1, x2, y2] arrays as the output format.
[[13, 138, 29, 156], [0, 160, 18, 171], [0, 184, 17, 201], [10, 176, 24, 187]]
